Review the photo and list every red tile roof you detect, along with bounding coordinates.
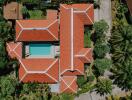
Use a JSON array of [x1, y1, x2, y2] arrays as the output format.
[[16, 10, 59, 41], [61, 4, 94, 25], [6, 3, 94, 93], [60, 4, 93, 76], [6, 42, 22, 59], [60, 76, 77, 93], [75, 48, 93, 63], [19, 59, 59, 83]]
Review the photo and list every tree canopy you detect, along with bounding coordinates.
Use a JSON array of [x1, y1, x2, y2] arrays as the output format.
[[94, 58, 112, 75], [93, 19, 109, 39], [112, 61, 132, 91], [0, 76, 17, 97], [94, 43, 110, 58], [0, 40, 8, 69]]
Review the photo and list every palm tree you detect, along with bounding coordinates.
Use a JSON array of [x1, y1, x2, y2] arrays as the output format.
[[95, 77, 112, 96], [112, 46, 132, 63], [112, 61, 132, 91], [110, 25, 132, 63], [110, 25, 132, 50]]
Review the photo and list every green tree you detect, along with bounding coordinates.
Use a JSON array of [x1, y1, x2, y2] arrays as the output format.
[[0, 76, 17, 97], [0, 40, 8, 69], [20, 83, 50, 100], [0, 94, 14, 100], [116, 3, 128, 19], [94, 43, 110, 58], [112, 61, 132, 91], [0, 21, 13, 41], [95, 77, 112, 96], [21, 6, 29, 19], [21, 83, 40, 94], [20, 0, 41, 4], [19, 92, 39, 100], [93, 20, 109, 39], [94, 58, 112, 75]]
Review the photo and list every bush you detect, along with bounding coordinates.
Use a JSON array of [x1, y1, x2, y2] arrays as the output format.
[[60, 93, 74, 100], [77, 76, 87, 88], [87, 75, 95, 82]]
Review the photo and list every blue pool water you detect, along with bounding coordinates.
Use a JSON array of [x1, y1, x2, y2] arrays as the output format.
[[29, 43, 51, 56]]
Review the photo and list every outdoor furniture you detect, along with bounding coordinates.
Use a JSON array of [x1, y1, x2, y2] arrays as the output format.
[[25, 45, 30, 57], [55, 46, 60, 57]]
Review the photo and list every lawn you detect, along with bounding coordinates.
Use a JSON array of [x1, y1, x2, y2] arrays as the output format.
[[84, 32, 91, 48], [28, 10, 46, 19]]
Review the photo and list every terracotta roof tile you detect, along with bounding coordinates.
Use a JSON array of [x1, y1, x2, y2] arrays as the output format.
[[6, 42, 22, 59], [60, 4, 94, 76], [19, 59, 59, 83], [3, 2, 22, 20], [16, 10, 59, 41], [60, 76, 78, 93], [7, 4, 94, 93], [75, 48, 93, 63]]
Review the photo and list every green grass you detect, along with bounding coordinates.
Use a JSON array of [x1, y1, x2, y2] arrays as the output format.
[[28, 10, 46, 19], [84, 33, 91, 48]]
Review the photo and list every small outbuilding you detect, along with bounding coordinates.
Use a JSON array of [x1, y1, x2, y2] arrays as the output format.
[[4, 2, 23, 20]]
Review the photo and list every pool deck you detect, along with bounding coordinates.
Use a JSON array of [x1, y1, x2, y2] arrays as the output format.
[[25, 44, 56, 58]]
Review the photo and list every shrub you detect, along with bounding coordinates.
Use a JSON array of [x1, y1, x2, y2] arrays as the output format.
[[77, 76, 87, 88], [60, 93, 74, 100], [87, 75, 95, 82]]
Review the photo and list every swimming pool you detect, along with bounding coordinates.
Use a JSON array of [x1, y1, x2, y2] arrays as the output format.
[[29, 43, 52, 56]]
